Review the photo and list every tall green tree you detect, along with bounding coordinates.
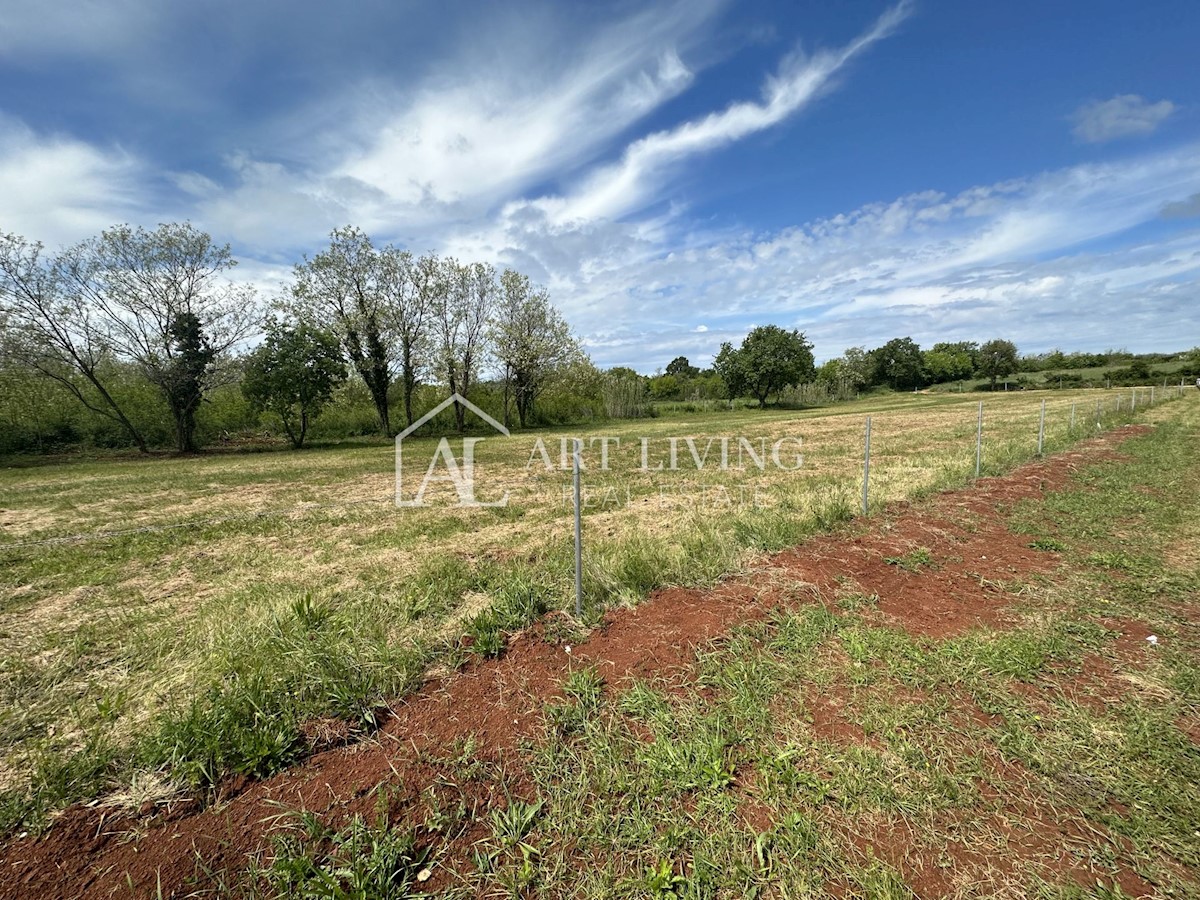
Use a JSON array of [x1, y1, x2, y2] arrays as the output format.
[[838, 346, 875, 391], [665, 356, 699, 379], [978, 339, 1019, 390], [873, 337, 925, 391], [924, 341, 978, 384], [713, 342, 747, 400], [931, 341, 980, 369], [243, 321, 347, 448], [162, 312, 215, 453], [923, 347, 974, 384], [715, 325, 816, 408]]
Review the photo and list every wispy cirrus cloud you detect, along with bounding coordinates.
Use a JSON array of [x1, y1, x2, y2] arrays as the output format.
[[1070, 94, 1176, 143], [335, 16, 704, 212], [520, 1, 913, 225], [177, 0, 725, 255]]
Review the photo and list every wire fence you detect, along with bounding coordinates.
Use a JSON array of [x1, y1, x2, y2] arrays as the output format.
[[2, 384, 1192, 557]]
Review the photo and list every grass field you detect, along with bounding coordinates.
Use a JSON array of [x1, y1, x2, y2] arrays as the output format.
[[0, 386, 1191, 832], [423, 406, 1200, 898]]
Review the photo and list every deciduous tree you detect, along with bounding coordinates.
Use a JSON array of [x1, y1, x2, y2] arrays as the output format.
[[82, 223, 255, 452], [978, 339, 1019, 391], [380, 248, 433, 428], [243, 321, 347, 448], [0, 231, 149, 451], [665, 356, 699, 379], [491, 269, 579, 428], [291, 226, 396, 435], [433, 259, 495, 432], [873, 337, 925, 391], [715, 326, 815, 408], [2, 223, 255, 453]]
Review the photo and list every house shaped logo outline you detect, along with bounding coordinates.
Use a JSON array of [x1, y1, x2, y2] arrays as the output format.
[[395, 393, 510, 442], [395, 393, 510, 507]]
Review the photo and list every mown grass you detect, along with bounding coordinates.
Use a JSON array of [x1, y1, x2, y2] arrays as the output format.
[[0, 389, 1190, 833], [196, 400, 1200, 898], [456, 403, 1196, 897]]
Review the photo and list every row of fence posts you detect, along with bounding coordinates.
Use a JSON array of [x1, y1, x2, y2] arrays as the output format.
[[859, 383, 1190, 517], [571, 382, 1193, 616]]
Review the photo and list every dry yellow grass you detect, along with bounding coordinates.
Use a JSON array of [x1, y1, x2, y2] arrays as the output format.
[[0, 387, 1185, 809]]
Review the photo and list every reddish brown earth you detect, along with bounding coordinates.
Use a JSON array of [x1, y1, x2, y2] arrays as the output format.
[[0, 425, 1169, 899]]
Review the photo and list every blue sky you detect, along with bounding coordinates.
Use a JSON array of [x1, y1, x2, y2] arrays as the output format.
[[2, 0, 1199, 371]]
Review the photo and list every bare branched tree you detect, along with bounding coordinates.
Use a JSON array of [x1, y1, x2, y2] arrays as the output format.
[[379, 248, 432, 429], [66, 223, 257, 451], [491, 269, 580, 428], [1, 231, 150, 451], [432, 259, 495, 432], [2, 224, 255, 452]]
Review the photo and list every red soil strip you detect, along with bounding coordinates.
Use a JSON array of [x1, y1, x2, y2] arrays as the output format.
[[0, 425, 1157, 899]]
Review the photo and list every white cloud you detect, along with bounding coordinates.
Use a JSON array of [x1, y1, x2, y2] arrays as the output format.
[[1070, 94, 1175, 143], [522, 1, 912, 224], [181, 1, 725, 256], [0, 114, 148, 246], [189, 0, 909, 254], [465, 144, 1200, 368], [337, 46, 696, 211]]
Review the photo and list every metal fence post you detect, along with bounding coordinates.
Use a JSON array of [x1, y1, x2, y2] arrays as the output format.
[[573, 438, 583, 618], [1131, 388, 1136, 413], [1070, 403, 1076, 432], [862, 416, 871, 516], [1037, 399, 1046, 455], [975, 401, 983, 478]]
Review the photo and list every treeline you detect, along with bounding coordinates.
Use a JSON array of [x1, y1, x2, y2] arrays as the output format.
[[812, 338, 1021, 392], [0, 223, 592, 454], [644, 335, 1023, 399], [811, 339, 1199, 393], [3, 222, 1196, 456]]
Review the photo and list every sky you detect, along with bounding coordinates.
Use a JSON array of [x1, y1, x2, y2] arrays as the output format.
[[2, 0, 1199, 371]]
